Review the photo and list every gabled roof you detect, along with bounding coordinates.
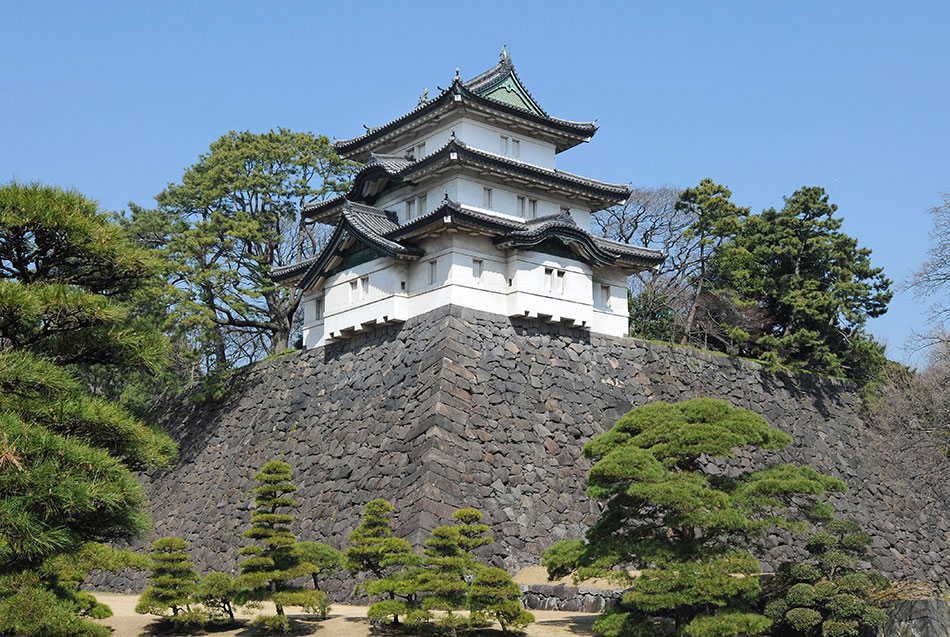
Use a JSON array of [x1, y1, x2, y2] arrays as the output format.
[[282, 198, 664, 290], [273, 200, 423, 288], [334, 57, 598, 161], [304, 137, 629, 224]]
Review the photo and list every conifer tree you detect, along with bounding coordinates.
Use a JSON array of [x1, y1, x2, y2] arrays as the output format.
[[470, 567, 535, 633], [135, 537, 202, 621], [237, 460, 324, 632], [0, 182, 177, 636], [544, 398, 846, 637], [365, 507, 494, 627], [419, 508, 493, 627], [345, 499, 414, 625], [195, 572, 241, 623], [764, 519, 889, 637]]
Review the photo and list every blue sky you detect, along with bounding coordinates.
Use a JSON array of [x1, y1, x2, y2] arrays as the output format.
[[2, 1, 948, 365]]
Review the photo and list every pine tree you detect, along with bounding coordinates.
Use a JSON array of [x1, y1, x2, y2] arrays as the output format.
[[195, 572, 241, 623], [419, 508, 493, 627], [470, 567, 535, 633], [135, 537, 202, 621], [0, 182, 176, 636], [764, 519, 889, 637], [544, 398, 846, 637], [365, 507, 494, 627], [344, 499, 415, 625], [237, 460, 324, 632]]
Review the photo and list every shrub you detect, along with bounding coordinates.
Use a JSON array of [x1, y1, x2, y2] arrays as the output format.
[[470, 567, 535, 633]]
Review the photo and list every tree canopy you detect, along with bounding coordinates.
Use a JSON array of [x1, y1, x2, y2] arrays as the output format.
[[544, 398, 845, 637], [0, 182, 177, 636], [709, 186, 892, 380], [124, 128, 356, 373]]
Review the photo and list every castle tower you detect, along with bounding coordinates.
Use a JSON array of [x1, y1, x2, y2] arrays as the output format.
[[274, 53, 663, 348]]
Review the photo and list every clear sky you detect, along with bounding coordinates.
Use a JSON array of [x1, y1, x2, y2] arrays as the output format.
[[2, 1, 948, 365]]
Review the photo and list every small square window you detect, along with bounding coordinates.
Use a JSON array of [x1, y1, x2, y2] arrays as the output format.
[[557, 270, 566, 294], [361, 276, 369, 300], [349, 280, 358, 303], [544, 268, 554, 292], [418, 193, 427, 216], [405, 197, 415, 220], [517, 196, 526, 217], [601, 284, 611, 309], [416, 142, 425, 158], [529, 199, 538, 219], [500, 135, 509, 154], [511, 139, 520, 157], [314, 299, 323, 321], [472, 258, 483, 282], [429, 260, 438, 286], [483, 187, 493, 209]]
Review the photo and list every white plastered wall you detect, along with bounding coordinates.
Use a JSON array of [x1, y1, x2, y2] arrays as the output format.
[[300, 234, 633, 348]]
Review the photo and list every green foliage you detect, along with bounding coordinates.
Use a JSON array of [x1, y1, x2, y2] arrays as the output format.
[[135, 537, 201, 617], [541, 538, 584, 580], [0, 182, 176, 633], [708, 186, 892, 383], [195, 571, 240, 622], [675, 179, 749, 347], [129, 129, 357, 371], [416, 507, 493, 626], [345, 498, 414, 624], [546, 398, 844, 637], [470, 566, 535, 633], [765, 519, 890, 636], [295, 540, 343, 591], [236, 461, 324, 628], [629, 289, 678, 341]]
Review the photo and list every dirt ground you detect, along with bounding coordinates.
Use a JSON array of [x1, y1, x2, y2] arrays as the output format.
[[91, 592, 598, 637]]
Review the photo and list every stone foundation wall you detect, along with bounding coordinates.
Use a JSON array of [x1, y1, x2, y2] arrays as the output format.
[[89, 306, 950, 598]]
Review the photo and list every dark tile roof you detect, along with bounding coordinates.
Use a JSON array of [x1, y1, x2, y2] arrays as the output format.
[[334, 59, 597, 158], [406, 138, 629, 203], [283, 197, 663, 289], [365, 152, 416, 173], [270, 256, 317, 283]]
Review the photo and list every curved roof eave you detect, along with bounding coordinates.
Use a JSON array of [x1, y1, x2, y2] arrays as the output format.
[[334, 78, 597, 159]]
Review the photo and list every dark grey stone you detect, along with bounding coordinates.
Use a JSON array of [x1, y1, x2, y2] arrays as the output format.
[[86, 306, 950, 602]]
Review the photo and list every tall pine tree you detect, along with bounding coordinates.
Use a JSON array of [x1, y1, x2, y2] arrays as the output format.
[[0, 182, 177, 637], [237, 461, 324, 632]]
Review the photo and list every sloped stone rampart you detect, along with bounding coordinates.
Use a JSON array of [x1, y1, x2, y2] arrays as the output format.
[[90, 306, 950, 597]]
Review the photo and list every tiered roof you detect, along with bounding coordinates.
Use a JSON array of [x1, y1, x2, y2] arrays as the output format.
[[305, 138, 629, 225], [334, 56, 598, 162], [273, 198, 664, 290]]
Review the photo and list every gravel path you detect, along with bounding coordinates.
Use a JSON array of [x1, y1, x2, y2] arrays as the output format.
[[91, 592, 598, 637]]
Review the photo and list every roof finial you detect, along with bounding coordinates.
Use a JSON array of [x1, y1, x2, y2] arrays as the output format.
[[500, 44, 509, 61], [418, 87, 428, 105], [455, 67, 461, 81], [450, 128, 456, 141], [443, 191, 450, 203]]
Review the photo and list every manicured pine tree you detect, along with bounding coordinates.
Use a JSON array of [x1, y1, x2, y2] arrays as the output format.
[[764, 519, 889, 637], [135, 537, 201, 619], [294, 541, 342, 620], [237, 460, 324, 632], [470, 567, 535, 633], [419, 508, 493, 627], [543, 398, 847, 637], [195, 572, 240, 623], [345, 499, 418, 625]]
